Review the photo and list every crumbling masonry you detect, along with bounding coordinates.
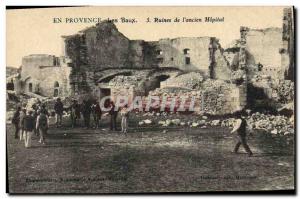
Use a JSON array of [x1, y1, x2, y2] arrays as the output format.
[[11, 8, 294, 115]]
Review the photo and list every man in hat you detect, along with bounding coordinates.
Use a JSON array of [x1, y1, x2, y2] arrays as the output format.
[[231, 114, 253, 157], [82, 100, 92, 129], [109, 101, 119, 131], [36, 109, 49, 144], [23, 109, 35, 148], [70, 99, 81, 128], [12, 106, 21, 139], [91, 100, 102, 129], [19, 107, 26, 141], [54, 98, 64, 127]]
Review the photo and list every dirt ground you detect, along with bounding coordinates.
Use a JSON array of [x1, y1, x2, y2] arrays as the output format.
[[7, 113, 294, 193]]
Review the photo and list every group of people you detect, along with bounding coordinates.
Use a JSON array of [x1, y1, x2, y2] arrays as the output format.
[[11, 98, 131, 148], [11, 98, 252, 156], [67, 98, 129, 133], [11, 102, 49, 148]]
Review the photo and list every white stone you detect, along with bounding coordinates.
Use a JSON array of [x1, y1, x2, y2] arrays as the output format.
[[271, 129, 278, 135], [171, 119, 181, 125], [191, 122, 199, 127], [143, 119, 152, 124]]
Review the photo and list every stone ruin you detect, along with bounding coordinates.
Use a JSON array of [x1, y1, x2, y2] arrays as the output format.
[[7, 8, 294, 117]]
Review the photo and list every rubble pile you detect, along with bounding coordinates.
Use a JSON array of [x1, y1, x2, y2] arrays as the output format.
[[231, 69, 246, 82], [163, 72, 204, 89], [201, 80, 234, 114], [247, 112, 294, 136], [250, 75, 294, 104], [138, 111, 294, 138], [273, 80, 294, 103], [221, 113, 294, 136], [148, 87, 202, 111], [147, 78, 235, 114], [109, 75, 142, 87]]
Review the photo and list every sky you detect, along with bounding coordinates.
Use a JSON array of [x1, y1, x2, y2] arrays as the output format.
[[6, 6, 287, 68]]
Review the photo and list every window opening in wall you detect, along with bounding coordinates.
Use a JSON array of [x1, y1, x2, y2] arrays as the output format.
[[183, 48, 190, 55], [185, 57, 190, 65], [157, 57, 164, 64], [28, 83, 33, 92], [54, 81, 59, 88], [54, 81, 60, 97], [171, 57, 174, 61], [156, 50, 163, 55]]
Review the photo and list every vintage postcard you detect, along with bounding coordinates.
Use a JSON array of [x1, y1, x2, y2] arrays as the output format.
[[6, 6, 295, 193]]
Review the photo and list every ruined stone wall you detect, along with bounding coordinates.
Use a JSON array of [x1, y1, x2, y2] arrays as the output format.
[[156, 37, 212, 75], [64, 33, 91, 94], [156, 37, 231, 79], [249, 76, 294, 104], [246, 28, 282, 68], [281, 7, 294, 81], [149, 79, 246, 115], [210, 40, 232, 80], [128, 40, 145, 68], [244, 28, 283, 79], [64, 22, 161, 95], [84, 23, 131, 70]]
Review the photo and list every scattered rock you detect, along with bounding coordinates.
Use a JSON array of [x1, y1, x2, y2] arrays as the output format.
[[211, 120, 220, 126], [191, 122, 199, 127], [143, 119, 152, 124], [180, 122, 186, 126], [271, 129, 278, 135], [171, 119, 181, 125]]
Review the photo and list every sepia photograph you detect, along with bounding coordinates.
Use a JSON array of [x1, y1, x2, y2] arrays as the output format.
[[6, 6, 295, 193]]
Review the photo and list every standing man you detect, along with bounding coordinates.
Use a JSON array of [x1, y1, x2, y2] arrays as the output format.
[[32, 104, 39, 136], [23, 110, 35, 148], [70, 99, 81, 128], [19, 108, 26, 141], [109, 101, 118, 131], [54, 98, 64, 127], [120, 105, 129, 134], [231, 114, 253, 157], [36, 109, 49, 144], [91, 100, 102, 129], [82, 100, 92, 129], [11, 106, 21, 139]]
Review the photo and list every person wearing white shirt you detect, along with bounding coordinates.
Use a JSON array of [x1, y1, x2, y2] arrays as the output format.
[[231, 116, 253, 157]]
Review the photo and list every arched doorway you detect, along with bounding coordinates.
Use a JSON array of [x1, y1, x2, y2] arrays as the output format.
[[54, 81, 59, 97], [28, 83, 33, 92], [151, 74, 170, 91]]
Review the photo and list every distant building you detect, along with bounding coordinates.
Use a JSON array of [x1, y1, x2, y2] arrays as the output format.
[[14, 54, 71, 97]]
